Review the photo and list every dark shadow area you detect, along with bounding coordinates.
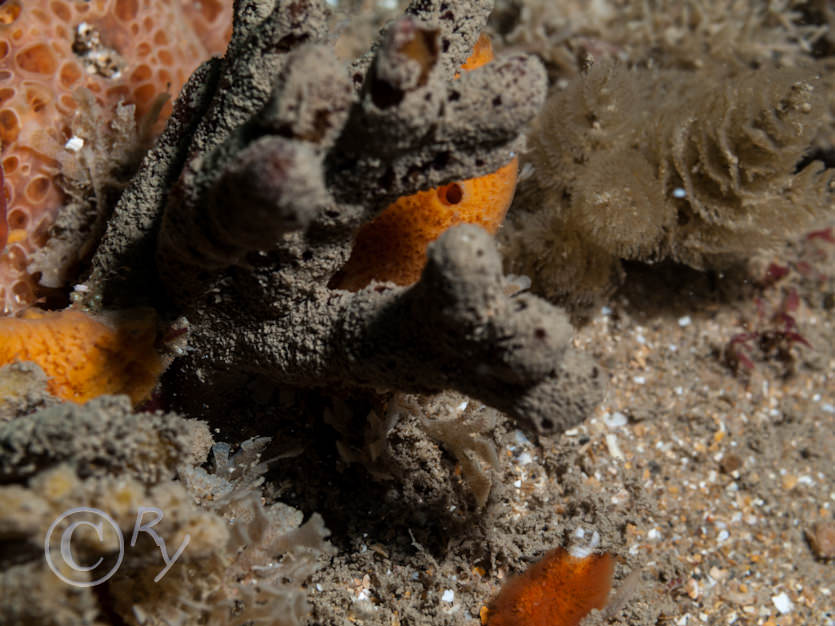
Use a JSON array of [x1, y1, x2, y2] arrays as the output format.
[[611, 259, 757, 324]]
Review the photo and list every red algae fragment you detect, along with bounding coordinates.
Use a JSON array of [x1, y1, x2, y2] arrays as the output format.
[[484, 547, 614, 626]]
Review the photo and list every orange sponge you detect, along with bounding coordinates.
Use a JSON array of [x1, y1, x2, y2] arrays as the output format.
[[484, 548, 614, 626], [0, 307, 165, 405], [334, 34, 519, 291], [459, 32, 494, 72]]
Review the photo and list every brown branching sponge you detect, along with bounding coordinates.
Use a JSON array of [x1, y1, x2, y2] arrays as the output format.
[[503, 61, 835, 305], [79, 0, 603, 436]]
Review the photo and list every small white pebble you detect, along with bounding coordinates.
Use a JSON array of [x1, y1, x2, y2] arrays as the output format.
[[315, 584, 323, 591], [441, 590, 454, 603], [678, 315, 692, 327], [603, 411, 628, 428], [568, 529, 600, 559], [717, 529, 729, 542], [673, 187, 687, 198], [668, 343, 678, 352], [633, 376, 646, 384], [797, 475, 814, 486], [517, 451, 533, 465], [636, 334, 646, 344], [772, 592, 793, 614], [675, 386, 684, 395], [647, 528, 661, 541], [64, 136, 84, 152], [513, 479, 522, 488], [605, 434, 624, 459], [72, 283, 90, 292], [601, 306, 612, 316], [513, 430, 532, 446], [456, 400, 468, 412], [822, 403, 835, 414]]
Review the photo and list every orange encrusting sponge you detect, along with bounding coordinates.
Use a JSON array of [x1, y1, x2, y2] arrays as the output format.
[[334, 33, 519, 291], [484, 548, 614, 626], [459, 32, 494, 72], [0, 308, 165, 405]]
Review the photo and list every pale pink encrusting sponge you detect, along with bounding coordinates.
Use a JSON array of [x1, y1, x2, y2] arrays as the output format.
[[0, 0, 232, 313]]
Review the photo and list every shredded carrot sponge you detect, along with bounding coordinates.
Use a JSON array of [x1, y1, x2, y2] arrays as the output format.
[[335, 34, 519, 290], [0, 308, 165, 404], [0, 0, 232, 313], [484, 547, 614, 626]]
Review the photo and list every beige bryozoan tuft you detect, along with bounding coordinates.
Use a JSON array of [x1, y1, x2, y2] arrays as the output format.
[[503, 61, 834, 304]]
